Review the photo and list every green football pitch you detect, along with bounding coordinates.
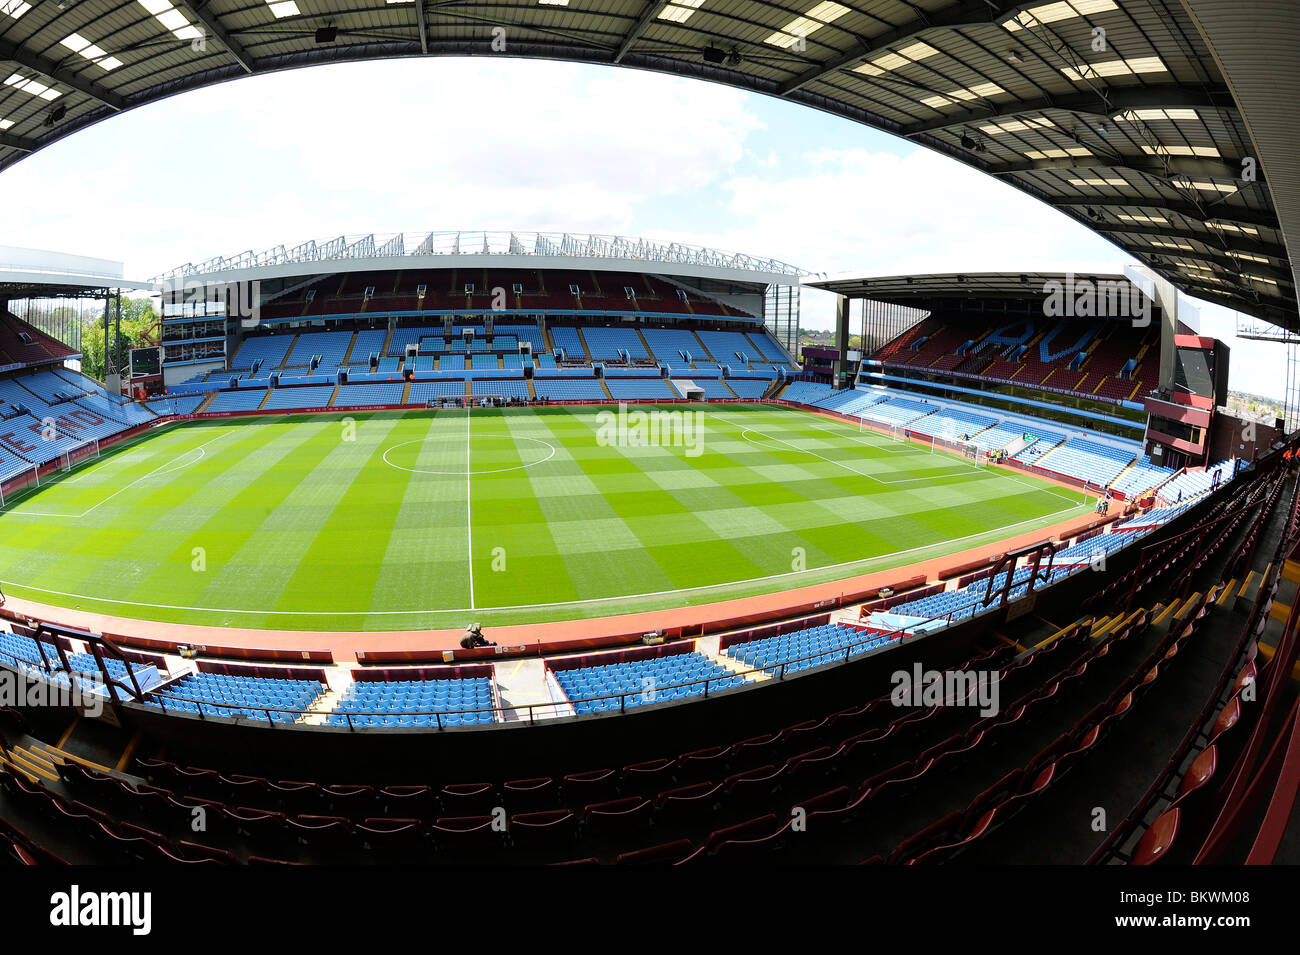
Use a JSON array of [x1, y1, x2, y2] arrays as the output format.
[[0, 405, 1091, 631]]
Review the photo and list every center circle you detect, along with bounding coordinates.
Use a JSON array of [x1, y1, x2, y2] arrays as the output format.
[[382, 433, 557, 476]]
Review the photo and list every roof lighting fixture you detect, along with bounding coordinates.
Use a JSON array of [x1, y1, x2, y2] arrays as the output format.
[[1060, 56, 1167, 82], [59, 33, 124, 71], [920, 82, 1004, 110], [0, 0, 30, 19], [1024, 147, 1092, 159], [1140, 144, 1221, 157], [1066, 176, 1128, 186], [1207, 221, 1259, 237], [659, 0, 704, 23], [137, 0, 203, 41], [1149, 238, 1195, 251], [1066, 175, 1128, 187], [1171, 176, 1238, 195], [1227, 251, 1270, 264], [1243, 274, 1279, 286], [1116, 213, 1168, 225], [852, 41, 939, 76], [0, 118, 12, 130], [268, 0, 300, 16], [1114, 108, 1199, 122], [538, 0, 570, 5], [1004, 0, 1118, 32], [764, 2, 851, 49], [978, 116, 1056, 134], [4, 73, 61, 101]]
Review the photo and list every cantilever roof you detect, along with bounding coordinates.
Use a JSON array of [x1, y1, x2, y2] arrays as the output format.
[[0, 0, 1295, 327]]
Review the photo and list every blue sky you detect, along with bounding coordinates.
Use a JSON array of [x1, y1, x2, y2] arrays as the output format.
[[0, 55, 1288, 398]]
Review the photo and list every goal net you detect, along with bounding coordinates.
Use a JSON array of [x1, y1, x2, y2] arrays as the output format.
[[0, 463, 40, 508], [60, 438, 100, 472], [429, 394, 516, 409]]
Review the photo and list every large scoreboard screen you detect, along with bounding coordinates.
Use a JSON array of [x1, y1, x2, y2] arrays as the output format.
[[130, 345, 162, 378], [1174, 346, 1215, 398]]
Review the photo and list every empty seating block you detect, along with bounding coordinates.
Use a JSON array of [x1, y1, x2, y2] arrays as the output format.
[[1038, 437, 1137, 486], [605, 379, 680, 401], [726, 379, 770, 399], [470, 380, 530, 399], [263, 385, 336, 410], [745, 331, 788, 362], [286, 331, 353, 368], [206, 390, 269, 413], [334, 383, 404, 407], [532, 379, 607, 401], [550, 327, 588, 359], [143, 672, 323, 723], [145, 395, 206, 417], [347, 329, 388, 363], [327, 676, 495, 727], [553, 652, 744, 714], [581, 326, 650, 360], [642, 327, 705, 361], [408, 380, 467, 402], [695, 330, 755, 363], [726, 623, 899, 674], [1110, 455, 1175, 498], [230, 335, 294, 370]]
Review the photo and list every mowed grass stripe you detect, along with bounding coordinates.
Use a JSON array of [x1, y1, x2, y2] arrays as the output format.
[[365, 411, 473, 626]]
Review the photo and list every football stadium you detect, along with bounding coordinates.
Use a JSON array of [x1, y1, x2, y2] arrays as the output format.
[[0, 0, 1298, 912]]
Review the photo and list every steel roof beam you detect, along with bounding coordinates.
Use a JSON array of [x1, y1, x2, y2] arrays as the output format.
[[416, 0, 429, 55], [177, 1, 256, 74], [0, 130, 35, 152], [615, 1, 670, 65], [0, 38, 124, 111], [993, 153, 1248, 181]]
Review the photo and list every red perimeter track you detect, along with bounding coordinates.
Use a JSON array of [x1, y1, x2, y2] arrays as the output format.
[[0, 401, 1114, 665]]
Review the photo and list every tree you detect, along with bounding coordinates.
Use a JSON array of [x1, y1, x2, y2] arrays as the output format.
[[79, 297, 158, 382]]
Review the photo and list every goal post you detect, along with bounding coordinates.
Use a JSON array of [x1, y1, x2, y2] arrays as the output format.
[[60, 438, 100, 472], [429, 394, 513, 409], [0, 462, 39, 508]]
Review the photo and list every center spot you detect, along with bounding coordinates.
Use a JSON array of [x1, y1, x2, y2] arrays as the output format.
[[383, 433, 556, 476]]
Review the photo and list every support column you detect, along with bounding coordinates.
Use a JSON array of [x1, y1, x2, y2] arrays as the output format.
[[105, 288, 123, 395], [833, 294, 851, 390]]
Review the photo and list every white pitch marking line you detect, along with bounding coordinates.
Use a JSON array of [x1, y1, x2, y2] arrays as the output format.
[[466, 404, 475, 611], [11, 430, 232, 520]]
